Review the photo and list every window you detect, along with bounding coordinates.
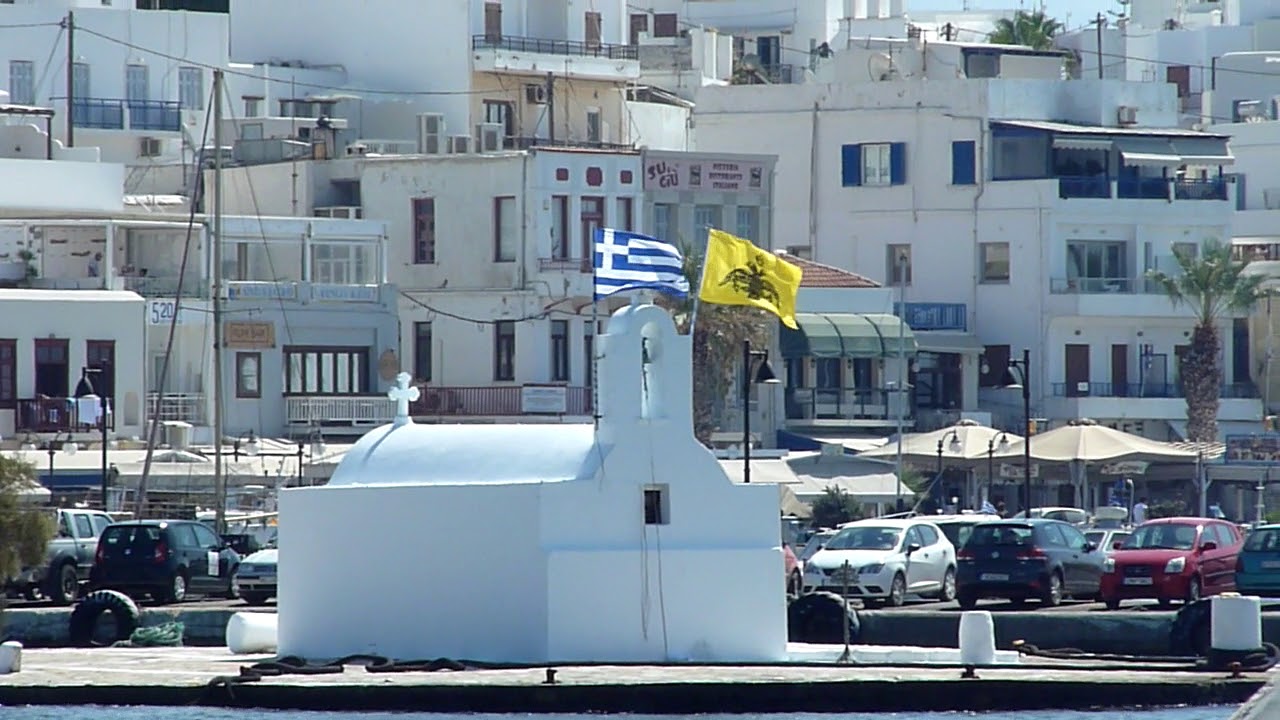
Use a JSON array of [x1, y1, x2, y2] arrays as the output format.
[[653, 13, 678, 37], [585, 11, 602, 47], [235, 352, 261, 398], [653, 203, 674, 242], [551, 320, 569, 382], [580, 196, 604, 259], [412, 197, 435, 263], [35, 338, 69, 397], [629, 13, 649, 45], [72, 63, 90, 98], [193, 523, 221, 550], [178, 66, 203, 109], [736, 205, 759, 241], [980, 344, 1010, 387], [283, 346, 369, 394], [815, 358, 841, 388], [86, 340, 115, 400], [616, 197, 633, 232], [0, 339, 14, 408], [1172, 242, 1198, 260], [586, 108, 601, 143], [1066, 240, 1126, 291], [483, 100, 514, 142], [414, 322, 432, 382], [494, 321, 516, 381], [74, 514, 94, 539], [694, 204, 721, 234], [484, 1, 502, 41], [8, 61, 33, 106], [125, 64, 148, 103], [644, 485, 670, 525], [243, 96, 262, 117], [584, 324, 595, 388], [551, 195, 569, 259], [951, 140, 976, 185], [980, 242, 1010, 283], [494, 196, 517, 262], [886, 244, 911, 285], [312, 243, 374, 285], [841, 142, 906, 187]]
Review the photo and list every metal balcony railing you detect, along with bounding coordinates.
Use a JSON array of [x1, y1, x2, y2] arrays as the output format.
[[783, 386, 910, 422], [511, 136, 634, 152], [1058, 176, 1229, 201], [146, 393, 205, 425], [472, 34, 638, 60], [410, 386, 592, 416], [1051, 382, 1258, 399], [57, 98, 182, 132], [16, 397, 115, 432]]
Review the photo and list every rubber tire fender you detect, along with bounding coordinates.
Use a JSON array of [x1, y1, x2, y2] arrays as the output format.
[[69, 589, 140, 647]]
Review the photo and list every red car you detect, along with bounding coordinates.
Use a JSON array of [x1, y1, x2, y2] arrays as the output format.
[[1100, 517, 1243, 610]]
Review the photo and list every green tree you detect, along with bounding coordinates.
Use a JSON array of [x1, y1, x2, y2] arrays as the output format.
[[989, 10, 1063, 50], [810, 487, 866, 529], [0, 456, 56, 585], [659, 242, 771, 445], [1147, 239, 1269, 442]]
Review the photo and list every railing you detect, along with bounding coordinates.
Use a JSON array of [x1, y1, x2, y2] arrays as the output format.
[[511, 136, 635, 152], [285, 395, 396, 427], [410, 386, 592, 417], [124, 276, 207, 298], [1058, 175, 1229, 201], [472, 34, 639, 60], [60, 98, 182, 131], [16, 397, 115, 432], [146, 393, 205, 425], [127, 100, 182, 131], [1049, 277, 1135, 294], [733, 63, 803, 85], [1058, 176, 1111, 199], [1050, 382, 1259, 399], [1117, 177, 1170, 200], [894, 302, 967, 332], [538, 257, 592, 273], [1174, 178, 1228, 201], [783, 387, 909, 422]]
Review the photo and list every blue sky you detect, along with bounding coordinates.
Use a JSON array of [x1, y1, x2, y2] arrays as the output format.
[[924, 0, 1122, 32]]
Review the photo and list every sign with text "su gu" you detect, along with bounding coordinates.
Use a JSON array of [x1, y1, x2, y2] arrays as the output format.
[[643, 158, 767, 193]]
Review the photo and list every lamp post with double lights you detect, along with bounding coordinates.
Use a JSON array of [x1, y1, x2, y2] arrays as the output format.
[[741, 340, 780, 484], [73, 364, 111, 510], [233, 428, 328, 485], [935, 430, 962, 509], [1003, 348, 1033, 515], [987, 432, 1010, 502], [45, 432, 78, 488]]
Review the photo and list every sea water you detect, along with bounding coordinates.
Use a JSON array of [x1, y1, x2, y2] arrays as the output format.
[[0, 708, 1239, 720]]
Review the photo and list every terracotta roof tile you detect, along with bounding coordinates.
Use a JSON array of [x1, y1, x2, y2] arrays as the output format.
[[779, 253, 881, 289]]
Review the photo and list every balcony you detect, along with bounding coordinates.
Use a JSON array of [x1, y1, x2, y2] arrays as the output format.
[[538, 257, 592, 273], [412, 385, 592, 417], [1058, 176, 1229, 201], [1047, 381, 1262, 424], [66, 98, 182, 132], [16, 397, 115, 433], [146, 392, 205, 425], [1047, 276, 1183, 317], [512, 136, 634, 152], [733, 63, 804, 85], [123, 275, 208, 298], [471, 35, 640, 82], [894, 303, 967, 332], [784, 387, 911, 427], [1050, 382, 1258, 399], [286, 395, 396, 428]]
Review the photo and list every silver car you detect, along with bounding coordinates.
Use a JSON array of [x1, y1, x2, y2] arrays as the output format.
[[233, 547, 277, 605]]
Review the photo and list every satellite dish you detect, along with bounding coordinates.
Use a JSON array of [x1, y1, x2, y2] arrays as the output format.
[[868, 52, 896, 81], [740, 53, 761, 71]]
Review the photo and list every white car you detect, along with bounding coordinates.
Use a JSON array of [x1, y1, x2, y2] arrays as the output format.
[[801, 518, 957, 607]]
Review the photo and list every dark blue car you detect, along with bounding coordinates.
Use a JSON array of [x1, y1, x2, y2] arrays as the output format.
[[90, 520, 240, 604], [956, 519, 1105, 608]]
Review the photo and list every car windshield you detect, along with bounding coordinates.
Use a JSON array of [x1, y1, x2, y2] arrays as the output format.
[[967, 524, 1034, 547], [826, 526, 902, 551], [1123, 523, 1198, 551], [99, 525, 161, 558], [800, 533, 833, 562], [935, 522, 974, 548], [1245, 528, 1280, 552], [1084, 530, 1105, 546]]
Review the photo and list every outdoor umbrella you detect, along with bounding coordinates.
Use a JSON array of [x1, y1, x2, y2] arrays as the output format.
[[860, 418, 1024, 465], [994, 418, 1197, 464]]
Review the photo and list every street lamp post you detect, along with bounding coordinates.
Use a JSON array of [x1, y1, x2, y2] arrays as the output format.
[[987, 432, 1010, 504], [935, 430, 962, 509], [1003, 348, 1033, 515], [233, 427, 328, 485], [74, 364, 110, 510], [45, 432, 78, 488], [741, 339, 780, 485]]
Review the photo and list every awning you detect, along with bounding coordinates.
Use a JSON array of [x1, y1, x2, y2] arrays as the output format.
[[1115, 137, 1181, 167], [1169, 137, 1234, 166], [781, 313, 917, 359], [1053, 136, 1113, 151], [915, 331, 984, 355]]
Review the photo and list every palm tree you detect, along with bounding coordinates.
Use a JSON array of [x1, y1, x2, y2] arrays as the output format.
[[1147, 239, 1269, 442], [989, 10, 1063, 50]]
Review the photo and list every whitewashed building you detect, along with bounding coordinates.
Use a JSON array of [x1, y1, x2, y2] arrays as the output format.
[[693, 39, 1259, 441]]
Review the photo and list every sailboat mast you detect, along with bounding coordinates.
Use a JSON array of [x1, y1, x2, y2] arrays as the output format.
[[211, 69, 226, 535]]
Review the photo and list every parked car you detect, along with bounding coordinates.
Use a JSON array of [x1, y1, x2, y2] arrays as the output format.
[[1013, 507, 1090, 527], [799, 529, 837, 564], [1100, 517, 1243, 609], [956, 519, 1105, 608], [783, 543, 802, 595], [90, 520, 241, 604], [234, 545, 278, 605], [4, 508, 113, 604], [931, 513, 998, 551], [801, 518, 956, 607], [1235, 523, 1280, 597], [1084, 528, 1132, 557]]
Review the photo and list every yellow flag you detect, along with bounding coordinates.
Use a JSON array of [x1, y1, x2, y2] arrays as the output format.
[[698, 228, 802, 329]]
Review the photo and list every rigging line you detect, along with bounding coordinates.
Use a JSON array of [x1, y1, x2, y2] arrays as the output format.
[[31, 25, 65, 100], [398, 289, 584, 325], [136, 86, 215, 516]]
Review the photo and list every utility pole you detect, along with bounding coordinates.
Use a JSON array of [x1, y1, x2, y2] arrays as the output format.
[[212, 69, 226, 536], [545, 71, 555, 143], [64, 11, 74, 147], [1095, 12, 1105, 80]]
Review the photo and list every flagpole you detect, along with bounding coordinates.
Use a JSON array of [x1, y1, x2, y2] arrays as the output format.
[[687, 228, 713, 336], [591, 232, 601, 429]]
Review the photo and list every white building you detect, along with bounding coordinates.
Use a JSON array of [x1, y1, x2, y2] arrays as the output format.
[[693, 39, 1259, 443], [280, 304, 787, 663]]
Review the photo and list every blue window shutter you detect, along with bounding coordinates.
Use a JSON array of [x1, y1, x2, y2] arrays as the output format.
[[841, 144, 862, 187], [889, 142, 907, 185], [951, 140, 976, 185]]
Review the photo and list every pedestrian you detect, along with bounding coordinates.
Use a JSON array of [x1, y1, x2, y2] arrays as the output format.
[[995, 501, 1007, 518], [87, 252, 101, 278], [1132, 496, 1149, 524]]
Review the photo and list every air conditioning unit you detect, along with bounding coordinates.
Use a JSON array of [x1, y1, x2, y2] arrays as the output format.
[[314, 206, 363, 219], [448, 134, 471, 154], [417, 113, 446, 154], [1116, 105, 1138, 125], [139, 136, 162, 157], [525, 83, 547, 104], [475, 122, 502, 153], [162, 421, 192, 451]]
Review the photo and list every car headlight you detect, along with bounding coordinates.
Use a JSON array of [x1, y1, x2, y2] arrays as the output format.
[[1102, 558, 1115, 573], [1165, 557, 1186, 574], [859, 563, 885, 574]]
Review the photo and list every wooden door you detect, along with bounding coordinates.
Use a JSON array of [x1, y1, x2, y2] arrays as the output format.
[[1110, 344, 1128, 397], [1065, 344, 1090, 397], [484, 2, 502, 42], [629, 13, 648, 45]]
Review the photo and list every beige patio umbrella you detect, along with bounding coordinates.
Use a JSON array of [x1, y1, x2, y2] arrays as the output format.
[[994, 418, 1198, 463], [859, 418, 1024, 465]]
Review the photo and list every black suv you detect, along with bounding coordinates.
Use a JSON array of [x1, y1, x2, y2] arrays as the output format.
[[90, 520, 241, 604]]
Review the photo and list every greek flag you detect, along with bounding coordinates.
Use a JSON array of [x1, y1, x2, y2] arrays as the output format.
[[593, 228, 690, 300]]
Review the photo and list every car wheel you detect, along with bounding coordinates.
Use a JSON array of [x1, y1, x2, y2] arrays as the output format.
[[886, 573, 907, 607], [1041, 571, 1063, 607], [48, 562, 78, 606], [957, 591, 978, 610], [1186, 576, 1202, 604], [160, 571, 188, 605], [937, 567, 957, 602], [241, 592, 270, 606], [1104, 597, 1121, 611], [225, 565, 241, 600]]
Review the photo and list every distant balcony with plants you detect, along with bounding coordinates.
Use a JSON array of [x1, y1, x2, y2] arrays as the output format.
[[471, 34, 640, 81], [60, 97, 183, 132]]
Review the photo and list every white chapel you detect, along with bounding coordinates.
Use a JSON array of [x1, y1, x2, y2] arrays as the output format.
[[276, 302, 788, 663]]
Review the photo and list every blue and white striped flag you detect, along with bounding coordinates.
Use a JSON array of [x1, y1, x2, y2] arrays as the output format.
[[593, 228, 690, 300]]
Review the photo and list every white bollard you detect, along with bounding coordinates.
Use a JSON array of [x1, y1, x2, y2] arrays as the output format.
[[958, 610, 997, 666], [226, 611, 279, 655], [1211, 594, 1263, 652], [0, 641, 23, 674]]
